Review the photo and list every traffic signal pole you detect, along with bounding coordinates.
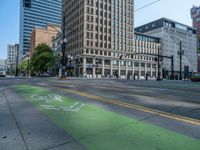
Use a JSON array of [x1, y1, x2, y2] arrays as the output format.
[[157, 48, 161, 81], [171, 55, 174, 80], [179, 41, 183, 80]]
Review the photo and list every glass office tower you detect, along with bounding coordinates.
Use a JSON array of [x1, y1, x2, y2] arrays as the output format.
[[19, 0, 61, 60]]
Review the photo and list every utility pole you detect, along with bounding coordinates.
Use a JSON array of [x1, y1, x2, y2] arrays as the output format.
[[157, 47, 161, 81], [27, 58, 30, 77], [171, 55, 174, 80], [178, 41, 184, 80], [61, 15, 66, 78], [49, 19, 67, 78]]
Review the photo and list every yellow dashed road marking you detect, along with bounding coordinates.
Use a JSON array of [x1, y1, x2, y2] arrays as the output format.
[[55, 87, 200, 126]]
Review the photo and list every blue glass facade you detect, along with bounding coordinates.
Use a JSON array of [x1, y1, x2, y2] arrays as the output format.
[[19, 0, 61, 60]]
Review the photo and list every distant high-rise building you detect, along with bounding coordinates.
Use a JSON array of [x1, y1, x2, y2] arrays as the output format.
[[0, 59, 6, 69], [6, 44, 19, 74], [191, 5, 200, 72], [19, 0, 61, 61]]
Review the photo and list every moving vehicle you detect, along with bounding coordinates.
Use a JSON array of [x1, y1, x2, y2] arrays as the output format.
[[190, 73, 200, 82], [0, 68, 6, 77]]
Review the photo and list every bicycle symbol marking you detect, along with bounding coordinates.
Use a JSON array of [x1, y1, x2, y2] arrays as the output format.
[[31, 94, 63, 103], [40, 103, 85, 112], [30, 94, 85, 112]]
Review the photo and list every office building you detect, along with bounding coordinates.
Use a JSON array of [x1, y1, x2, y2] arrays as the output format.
[[135, 18, 197, 78], [0, 59, 6, 77], [6, 44, 19, 74], [62, 0, 160, 79], [30, 24, 60, 54], [0, 59, 6, 69], [19, 0, 61, 61], [191, 5, 200, 72]]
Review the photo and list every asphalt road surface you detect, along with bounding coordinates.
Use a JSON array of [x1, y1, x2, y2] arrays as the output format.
[[0, 77, 200, 150]]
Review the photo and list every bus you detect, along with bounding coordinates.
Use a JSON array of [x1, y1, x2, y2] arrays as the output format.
[[0, 68, 6, 77]]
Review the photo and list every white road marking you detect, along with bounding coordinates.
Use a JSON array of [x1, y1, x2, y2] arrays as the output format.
[[62, 104, 85, 112], [40, 103, 85, 112], [31, 94, 63, 103]]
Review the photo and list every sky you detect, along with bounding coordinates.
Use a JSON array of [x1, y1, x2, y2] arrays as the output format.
[[0, 0, 200, 60]]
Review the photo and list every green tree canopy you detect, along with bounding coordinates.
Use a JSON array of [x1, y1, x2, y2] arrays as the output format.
[[31, 43, 58, 76], [19, 59, 28, 73]]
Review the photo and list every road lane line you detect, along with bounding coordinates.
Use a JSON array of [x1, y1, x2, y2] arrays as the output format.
[[56, 87, 200, 126], [48, 81, 200, 98]]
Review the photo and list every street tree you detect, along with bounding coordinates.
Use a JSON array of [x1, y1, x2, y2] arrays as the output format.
[[31, 43, 58, 76], [19, 59, 28, 75]]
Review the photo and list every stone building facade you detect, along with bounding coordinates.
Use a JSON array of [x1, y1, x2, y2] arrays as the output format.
[[62, 0, 159, 79]]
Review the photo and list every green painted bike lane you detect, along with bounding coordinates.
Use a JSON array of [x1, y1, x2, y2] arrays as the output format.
[[12, 85, 200, 150]]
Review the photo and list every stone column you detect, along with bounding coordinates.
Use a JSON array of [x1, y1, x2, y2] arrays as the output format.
[[145, 63, 147, 78], [83, 57, 86, 78], [110, 60, 113, 76], [132, 62, 135, 77], [93, 57, 96, 78], [150, 63, 153, 77], [139, 62, 141, 79], [155, 64, 158, 78], [125, 61, 128, 78], [102, 59, 105, 77], [118, 60, 121, 77]]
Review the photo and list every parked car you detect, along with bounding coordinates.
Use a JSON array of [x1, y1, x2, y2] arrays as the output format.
[[190, 73, 200, 82]]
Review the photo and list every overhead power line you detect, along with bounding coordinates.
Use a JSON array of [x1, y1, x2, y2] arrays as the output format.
[[135, 0, 161, 12]]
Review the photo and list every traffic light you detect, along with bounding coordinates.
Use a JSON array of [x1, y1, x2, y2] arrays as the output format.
[[120, 55, 123, 60], [154, 57, 158, 62]]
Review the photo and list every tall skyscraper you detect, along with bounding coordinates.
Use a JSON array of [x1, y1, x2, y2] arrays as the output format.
[[19, 0, 61, 61], [191, 5, 200, 72], [62, 0, 161, 79]]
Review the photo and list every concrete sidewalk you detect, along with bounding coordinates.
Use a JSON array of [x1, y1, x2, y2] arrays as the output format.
[[0, 87, 86, 150]]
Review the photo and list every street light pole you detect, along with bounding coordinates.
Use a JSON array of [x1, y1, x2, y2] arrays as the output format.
[[157, 47, 161, 81], [178, 41, 184, 80], [61, 39, 67, 78], [27, 58, 30, 78], [47, 23, 66, 78], [171, 55, 174, 80], [60, 15, 67, 78]]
